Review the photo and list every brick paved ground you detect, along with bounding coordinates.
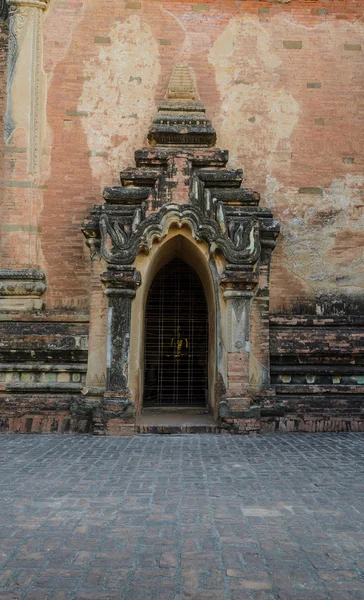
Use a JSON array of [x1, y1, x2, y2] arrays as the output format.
[[1, 433, 364, 600]]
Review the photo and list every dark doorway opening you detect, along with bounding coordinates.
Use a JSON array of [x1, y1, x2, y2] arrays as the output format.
[[144, 258, 208, 407]]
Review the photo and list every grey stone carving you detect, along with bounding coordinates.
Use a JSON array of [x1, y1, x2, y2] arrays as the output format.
[[0, 268, 46, 311], [82, 160, 279, 272], [0, 268, 46, 296]]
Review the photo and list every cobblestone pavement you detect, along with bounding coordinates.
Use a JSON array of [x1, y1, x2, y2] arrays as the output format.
[[1, 433, 364, 600]]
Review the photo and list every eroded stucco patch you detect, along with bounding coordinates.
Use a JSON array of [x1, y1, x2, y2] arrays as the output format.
[[267, 174, 364, 296], [42, 1, 86, 184], [43, 1, 86, 85], [210, 14, 364, 302], [79, 15, 160, 188], [208, 15, 299, 177]]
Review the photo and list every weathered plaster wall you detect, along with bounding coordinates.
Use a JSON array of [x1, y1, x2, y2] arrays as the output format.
[[208, 10, 364, 311], [0, 20, 7, 183], [0, 20, 6, 278], [37, 0, 363, 312], [0, 18, 7, 263]]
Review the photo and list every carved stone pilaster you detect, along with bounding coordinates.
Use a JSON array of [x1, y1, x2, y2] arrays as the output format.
[[224, 289, 255, 354], [5, 0, 49, 172], [1, 0, 49, 308], [98, 266, 141, 424]]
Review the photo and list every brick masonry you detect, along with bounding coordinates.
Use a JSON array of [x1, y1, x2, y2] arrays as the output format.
[[26, 0, 364, 310], [0, 20, 7, 191]]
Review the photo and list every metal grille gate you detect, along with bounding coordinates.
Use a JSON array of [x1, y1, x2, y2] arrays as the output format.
[[144, 258, 208, 407]]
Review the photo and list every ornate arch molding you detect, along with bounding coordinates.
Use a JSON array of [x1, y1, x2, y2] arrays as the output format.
[[86, 200, 262, 266], [82, 161, 278, 278], [82, 64, 280, 434]]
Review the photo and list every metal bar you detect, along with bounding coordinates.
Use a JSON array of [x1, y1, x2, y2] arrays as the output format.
[[144, 258, 208, 407]]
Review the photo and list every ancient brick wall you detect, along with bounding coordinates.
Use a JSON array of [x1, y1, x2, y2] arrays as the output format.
[[38, 0, 364, 312], [0, 20, 7, 198], [267, 314, 364, 433], [0, 316, 90, 433], [0, 0, 363, 434]]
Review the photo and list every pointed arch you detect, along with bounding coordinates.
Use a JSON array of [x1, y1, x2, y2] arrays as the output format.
[[129, 227, 220, 416], [144, 257, 208, 407]]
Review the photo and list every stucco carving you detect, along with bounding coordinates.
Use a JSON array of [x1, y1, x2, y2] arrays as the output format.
[[92, 204, 261, 267], [4, 0, 49, 172], [83, 163, 279, 275], [224, 290, 254, 353], [7, 0, 49, 9], [28, 7, 42, 173], [4, 5, 29, 140]]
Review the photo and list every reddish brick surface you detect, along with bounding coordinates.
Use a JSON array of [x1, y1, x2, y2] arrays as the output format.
[[7, 0, 357, 311], [0, 21, 7, 206], [1, 1, 364, 434], [0, 1, 363, 310]]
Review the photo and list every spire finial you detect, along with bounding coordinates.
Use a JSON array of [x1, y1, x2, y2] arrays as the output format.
[[147, 64, 216, 147], [167, 64, 197, 100]]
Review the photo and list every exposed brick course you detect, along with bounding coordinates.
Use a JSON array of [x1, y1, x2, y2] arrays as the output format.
[[0, 21, 7, 188], [29, 0, 364, 310]]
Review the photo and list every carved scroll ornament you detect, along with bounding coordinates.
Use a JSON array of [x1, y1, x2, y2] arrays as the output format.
[[96, 204, 261, 267]]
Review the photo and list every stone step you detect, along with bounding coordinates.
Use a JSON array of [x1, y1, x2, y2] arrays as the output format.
[[141, 407, 209, 414], [136, 423, 219, 434], [136, 410, 218, 434]]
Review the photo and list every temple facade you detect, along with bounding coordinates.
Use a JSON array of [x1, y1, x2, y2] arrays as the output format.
[[0, 0, 363, 434]]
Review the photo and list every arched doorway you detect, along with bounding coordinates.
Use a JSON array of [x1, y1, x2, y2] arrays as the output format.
[[144, 258, 208, 407]]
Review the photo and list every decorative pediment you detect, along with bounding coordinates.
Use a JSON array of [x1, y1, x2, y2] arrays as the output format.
[[83, 173, 278, 284], [82, 64, 279, 286]]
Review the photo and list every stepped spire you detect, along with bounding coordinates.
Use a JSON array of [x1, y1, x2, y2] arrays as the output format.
[[167, 63, 197, 99], [148, 64, 216, 147]]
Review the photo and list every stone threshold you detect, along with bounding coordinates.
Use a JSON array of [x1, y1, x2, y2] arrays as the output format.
[[136, 409, 218, 434]]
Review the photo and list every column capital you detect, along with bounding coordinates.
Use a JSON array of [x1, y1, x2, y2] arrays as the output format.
[[220, 263, 259, 291], [6, 0, 49, 10], [223, 290, 255, 300], [100, 266, 141, 295]]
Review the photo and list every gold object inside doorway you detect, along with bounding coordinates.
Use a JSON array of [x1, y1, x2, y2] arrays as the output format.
[[170, 327, 188, 361]]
